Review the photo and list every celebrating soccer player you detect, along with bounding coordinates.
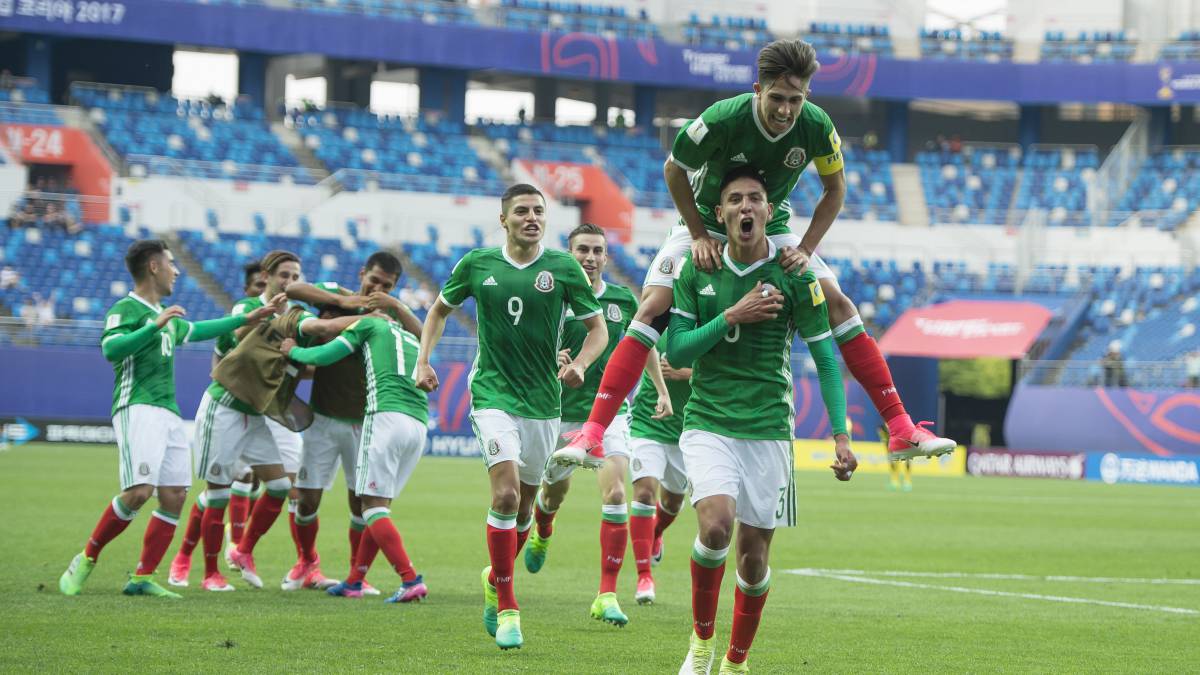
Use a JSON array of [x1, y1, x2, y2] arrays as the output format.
[[668, 167, 857, 674], [415, 184, 608, 650], [524, 222, 672, 627], [58, 240, 278, 598], [554, 38, 954, 470]]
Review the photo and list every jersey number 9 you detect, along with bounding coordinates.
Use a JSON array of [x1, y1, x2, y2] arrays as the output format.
[[507, 296, 524, 325]]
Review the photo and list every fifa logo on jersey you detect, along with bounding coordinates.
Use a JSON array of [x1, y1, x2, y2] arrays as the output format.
[[784, 147, 807, 168], [606, 304, 622, 322], [809, 281, 825, 306], [534, 271, 555, 293]]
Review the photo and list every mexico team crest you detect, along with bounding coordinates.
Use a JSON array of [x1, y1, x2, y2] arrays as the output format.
[[658, 257, 675, 276], [534, 271, 555, 293], [606, 303, 622, 322], [784, 147, 806, 168]]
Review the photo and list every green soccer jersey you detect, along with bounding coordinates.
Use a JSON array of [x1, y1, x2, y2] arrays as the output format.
[[440, 245, 602, 420], [671, 242, 831, 440], [669, 94, 844, 236], [628, 333, 693, 445], [102, 293, 194, 417], [207, 294, 315, 415], [559, 280, 638, 423], [333, 317, 428, 423]]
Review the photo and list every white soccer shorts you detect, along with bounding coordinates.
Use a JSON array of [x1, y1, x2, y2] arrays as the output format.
[[630, 437, 689, 495], [679, 429, 796, 529], [112, 404, 191, 491], [644, 224, 835, 288], [297, 413, 363, 491], [470, 408, 559, 486], [355, 411, 427, 499], [543, 415, 632, 485], [192, 391, 284, 484], [266, 417, 303, 474]]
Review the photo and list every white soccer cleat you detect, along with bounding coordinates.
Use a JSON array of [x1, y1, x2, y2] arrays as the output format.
[[202, 573, 236, 592], [679, 632, 716, 675], [228, 549, 263, 589], [281, 559, 313, 591], [635, 576, 656, 605]]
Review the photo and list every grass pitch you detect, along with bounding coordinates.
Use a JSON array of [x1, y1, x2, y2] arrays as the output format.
[[2, 443, 1198, 673]]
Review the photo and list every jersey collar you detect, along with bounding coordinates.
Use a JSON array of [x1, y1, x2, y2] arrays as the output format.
[[502, 243, 544, 270], [723, 239, 777, 277], [751, 94, 795, 143], [592, 279, 607, 298], [128, 291, 163, 313]]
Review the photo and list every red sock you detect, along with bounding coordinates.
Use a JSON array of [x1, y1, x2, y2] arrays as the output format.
[[177, 502, 204, 557], [516, 524, 531, 553], [839, 332, 909, 425], [229, 494, 250, 546], [366, 514, 416, 582], [135, 510, 178, 576], [486, 516, 518, 611], [349, 522, 364, 576], [691, 558, 726, 640], [295, 514, 320, 564], [237, 493, 285, 555], [629, 507, 655, 577], [727, 586, 770, 664], [84, 498, 136, 560], [534, 500, 556, 538], [287, 506, 304, 559], [580, 335, 653, 442], [654, 501, 678, 539], [598, 519, 628, 594], [201, 504, 227, 576], [346, 526, 379, 584]]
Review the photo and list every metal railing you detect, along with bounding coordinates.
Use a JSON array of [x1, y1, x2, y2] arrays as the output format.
[[124, 154, 322, 185], [1017, 358, 1195, 389]]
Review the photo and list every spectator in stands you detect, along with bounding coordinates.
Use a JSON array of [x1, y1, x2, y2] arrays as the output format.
[[43, 202, 80, 235], [1186, 350, 1200, 388], [8, 201, 37, 229], [19, 297, 37, 327], [1102, 342, 1127, 388], [949, 134, 963, 153], [614, 111, 628, 129], [518, 106, 528, 125], [863, 130, 879, 150], [0, 69, 13, 89], [35, 292, 55, 326], [0, 265, 18, 290], [415, 281, 434, 309]]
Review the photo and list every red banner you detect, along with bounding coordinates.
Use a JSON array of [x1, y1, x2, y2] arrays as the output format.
[[1, 124, 114, 223], [518, 159, 633, 243], [878, 300, 1053, 359]]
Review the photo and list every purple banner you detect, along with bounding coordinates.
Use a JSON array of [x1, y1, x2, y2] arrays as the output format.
[[967, 448, 1086, 480], [1005, 384, 1200, 457], [4, 0, 1200, 103]]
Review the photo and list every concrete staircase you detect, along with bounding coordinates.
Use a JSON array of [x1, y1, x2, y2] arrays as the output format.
[[273, 122, 330, 181], [166, 232, 236, 310], [892, 163, 930, 227]]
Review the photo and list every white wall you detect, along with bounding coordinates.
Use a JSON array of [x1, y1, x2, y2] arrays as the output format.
[[0, 161, 29, 221]]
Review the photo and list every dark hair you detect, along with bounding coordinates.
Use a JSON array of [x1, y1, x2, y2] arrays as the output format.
[[718, 165, 768, 199], [260, 250, 300, 274], [757, 39, 820, 87], [125, 239, 170, 280], [567, 222, 605, 248], [242, 261, 263, 289], [500, 183, 546, 214], [364, 250, 402, 278]]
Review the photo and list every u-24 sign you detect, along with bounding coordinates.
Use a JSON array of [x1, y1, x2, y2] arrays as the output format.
[[4, 126, 65, 160]]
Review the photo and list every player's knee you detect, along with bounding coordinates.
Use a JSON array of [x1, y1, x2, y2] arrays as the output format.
[[602, 483, 626, 505], [297, 490, 322, 516], [632, 482, 656, 506], [120, 484, 154, 510], [697, 520, 733, 550], [156, 486, 187, 513], [662, 491, 686, 513], [491, 486, 520, 514], [736, 553, 769, 586]]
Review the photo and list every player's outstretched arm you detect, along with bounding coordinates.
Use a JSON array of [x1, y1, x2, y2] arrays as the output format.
[[644, 347, 673, 419], [559, 314, 609, 388], [286, 281, 367, 311], [795, 170, 845, 264], [193, 296, 280, 343], [300, 313, 366, 340], [806, 335, 857, 480], [100, 305, 185, 362], [366, 292, 423, 336], [281, 336, 355, 367], [415, 298, 454, 392]]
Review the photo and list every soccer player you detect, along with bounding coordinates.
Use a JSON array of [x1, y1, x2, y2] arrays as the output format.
[[669, 167, 858, 674], [525, 222, 672, 627], [58, 240, 278, 598], [280, 312, 430, 604], [415, 184, 608, 650], [627, 339, 692, 606], [554, 38, 953, 469]]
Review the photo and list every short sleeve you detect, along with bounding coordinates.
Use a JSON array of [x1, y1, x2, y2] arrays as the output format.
[[810, 108, 844, 176], [792, 274, 832, 342], [670, 255, 699, 323], [439, 250, 474, 308], [669, 105, 726, 172], [100, 305, 144, 346], [296, 310, 318, 338], [562, 258, 601, 320], [230, 301, 251, 317]]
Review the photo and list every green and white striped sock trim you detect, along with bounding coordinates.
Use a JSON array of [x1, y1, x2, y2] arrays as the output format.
[[349, 515, 367, 532], [601, 503, 629, 524], [196, 491, 209, 512], [264, 477, 291, 499], [230, 480, 254, 498], [517, 517, 533, 533], [627, 320, 661, 349], [287, 499, 298, 515], [832, 315, 866, 345], [657, 500, 680, 516], [487, 510, 517, 530], [251, 482, 266, 500], [152, 509, 180, 526], [630, 501, 656, 518], [112, 496, 138, 521], [535, 490, 557, 515], [691, 537, 729, 569], [295, 510, 318, 526], [205, 488, 231, 509], [736, 568, 771, 597], [363, 506, 390, 526]]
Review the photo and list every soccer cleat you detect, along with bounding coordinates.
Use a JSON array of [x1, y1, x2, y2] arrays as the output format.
[[635, 576, 656, 605], [224, 544, 239, 571], [202, 573, 235, 592], [168, 553, 192, 587], [550, 430, 605, 469], [679, 632, 716, 675], [385, 575, 428, 604], [481, 566, 499, 637], [888, 421, 956, 460], [281, 559, 315, 591], [228, 549, 263, 588], [361, 581, 381, 596], [59, 552, 95, 596], [887, 481, 900, 492], [901, 482, 913, 493], [524, 531, 551, 574], [651, 535, 664, 567], [326, 580, 364, 598], [718, 657, 749, 674], [305, 565, 339, 590], [123, 575, 183, 599], [495, 609, 523, 650], [590, 591, 629, 627]]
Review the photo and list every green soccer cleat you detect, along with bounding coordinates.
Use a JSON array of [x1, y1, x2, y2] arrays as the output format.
[[481, 566, 498, 637], [718, 656, 749, 674], [122, 575, 183, 599], [524, 531, 551, 574], [59, 552, 95, 596], [590, 591, 629, 627], [495, 609, 523, 650], [679, 631, 717, 675]]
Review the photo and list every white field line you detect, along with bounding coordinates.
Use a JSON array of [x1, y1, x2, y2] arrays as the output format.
[[785, 569, 1199, 616], [785, 568, 1200, 585]]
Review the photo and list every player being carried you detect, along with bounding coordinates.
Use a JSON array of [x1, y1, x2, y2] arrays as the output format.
[[554, 38, 954, 470], [416, 184, 608, 650], [523, 222, 674, 628], [668, 167, 857, 674], [59, 240, 279, 598]]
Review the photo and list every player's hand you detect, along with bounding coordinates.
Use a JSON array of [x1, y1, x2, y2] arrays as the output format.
[[651, 391, 674, 420], [415, 362, 439, 392], [691, 235, 724, 272], [780, 246, 811, 275], [243, 303, 278, 326], [830, 434, 857, 481], [279, 337, 298, 357], [339, 294, 370, 311], [366, 291, 400, 313], [724, 282, 784, 325], [558, 361, 587, 388], [154, 305, 187, 328], [660, 356, 689, 381], [557, 349, 572, 367]]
